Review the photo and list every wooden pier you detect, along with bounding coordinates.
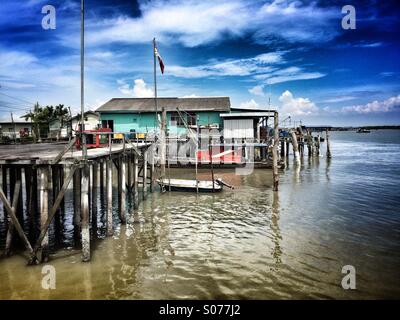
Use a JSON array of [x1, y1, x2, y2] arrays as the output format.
[[0, 139, 155, 264]]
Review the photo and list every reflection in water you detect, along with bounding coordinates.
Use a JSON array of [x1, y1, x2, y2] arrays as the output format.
[[270, 191, 282, 269], [1, 130, 400, 299]]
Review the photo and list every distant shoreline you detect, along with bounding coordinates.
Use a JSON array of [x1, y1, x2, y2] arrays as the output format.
[[331, 126, 400, 131]]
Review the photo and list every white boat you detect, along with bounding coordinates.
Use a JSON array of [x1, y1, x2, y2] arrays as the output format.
[[157, 178, 223, 192]]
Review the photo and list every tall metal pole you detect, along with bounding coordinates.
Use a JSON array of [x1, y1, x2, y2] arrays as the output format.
[[153, 38, 158, 129], [81, 0, 87, 160], [10, 112, 16, 142], [272, 111, 279, 191]]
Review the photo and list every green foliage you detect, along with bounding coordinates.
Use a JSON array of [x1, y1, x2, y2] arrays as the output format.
[[22, 103, 70, 141]]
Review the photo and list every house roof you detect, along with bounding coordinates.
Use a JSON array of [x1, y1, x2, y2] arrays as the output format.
[[70, 110, 99, 121], [0, 121, 32, 125], [221, 111, 275, 119], [96, 97, 231, 113]]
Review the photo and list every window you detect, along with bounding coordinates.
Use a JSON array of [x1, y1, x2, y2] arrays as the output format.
[[170, 112, 185, 126], [102, 120, 114, 131], [187, 112, 197, 126]]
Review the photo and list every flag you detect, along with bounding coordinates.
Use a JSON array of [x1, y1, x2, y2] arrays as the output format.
[[154, 47, 165, 74]]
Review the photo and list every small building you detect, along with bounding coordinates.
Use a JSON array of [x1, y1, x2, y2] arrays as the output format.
[[96, 97, 231, 137], [0, 121, 32, 139], [48, 111, 100, 139], [71, 111, 100, 132], [220, 111, 273, 142]]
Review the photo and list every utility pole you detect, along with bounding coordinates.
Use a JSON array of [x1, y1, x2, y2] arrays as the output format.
[[10, 112, 16, 143], [80, 0, 87, 160]]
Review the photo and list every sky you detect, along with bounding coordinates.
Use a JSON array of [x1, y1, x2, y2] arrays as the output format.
[[0, 0, 399, 126]]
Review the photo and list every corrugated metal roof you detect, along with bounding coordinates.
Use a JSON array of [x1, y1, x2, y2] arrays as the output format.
[[96, 97, 231, 113], [220, 111, 275, 118]]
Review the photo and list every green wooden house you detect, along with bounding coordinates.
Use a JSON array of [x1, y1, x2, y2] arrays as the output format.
[[96, 97, 231, 137]]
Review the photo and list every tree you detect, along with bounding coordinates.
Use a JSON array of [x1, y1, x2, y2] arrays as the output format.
[[22, 103, 69, 142], [54, 104, 69, 141]]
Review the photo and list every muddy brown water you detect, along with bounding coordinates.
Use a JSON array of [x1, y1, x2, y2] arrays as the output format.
[[0, 130, 399, 299]]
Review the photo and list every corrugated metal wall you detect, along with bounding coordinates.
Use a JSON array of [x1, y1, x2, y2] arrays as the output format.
[[223, 119, 254, 139]]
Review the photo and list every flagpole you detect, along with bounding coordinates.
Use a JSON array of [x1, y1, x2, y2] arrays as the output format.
[[81, 0, 87, 160], [153, 38, 158, 129]]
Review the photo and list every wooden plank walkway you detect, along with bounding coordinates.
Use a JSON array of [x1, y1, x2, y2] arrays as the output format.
[[0, 142, 152, 164]]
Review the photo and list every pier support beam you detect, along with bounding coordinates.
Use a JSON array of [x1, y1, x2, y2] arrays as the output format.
[[285, 139, 290, 158], [120, 155, 127, 224], [326, 129, 332, 159], [92, 162, 98, 216], [143, 149, 148, 199], [272, 111, 279, 191], [81, 163, 90, 262], [38, 166, 49, 262], [150, 147, 155, 192], [133, 155, 139, 209], [290, 130, 300, 165], [106, 158, 113, 236], [73, 168, 81, 227], [160, 107, 167, 180]]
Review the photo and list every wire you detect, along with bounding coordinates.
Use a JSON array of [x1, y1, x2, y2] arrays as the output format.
[[0, 92, 36, 105], [0, 104, 32, 112]]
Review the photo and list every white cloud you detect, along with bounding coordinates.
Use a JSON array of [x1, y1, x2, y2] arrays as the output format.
[[279, 90, 318, 116], [257, 66, 326, 84], [341, 95, 400, 113], [83, 0, 338, 48], [0, 50, 37, 68], [168, 52, 325, 85], [168, 52, 282, 78], [239, 99, 260, 109], [249, 85, 265, 96], [118, 79, 154, 98], [322, 96, 356, 103], [181, 94, 200, 98]]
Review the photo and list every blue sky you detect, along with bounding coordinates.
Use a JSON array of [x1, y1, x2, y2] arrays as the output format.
[[0, 0, 399, 125]]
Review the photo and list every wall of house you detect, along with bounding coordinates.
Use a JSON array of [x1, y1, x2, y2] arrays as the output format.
[[0, 124, 32, 139], [99, 111, 226, 136], [71, 114, 100, 131]]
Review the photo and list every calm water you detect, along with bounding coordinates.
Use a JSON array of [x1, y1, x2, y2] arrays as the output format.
[[0, 130, 399, 299]]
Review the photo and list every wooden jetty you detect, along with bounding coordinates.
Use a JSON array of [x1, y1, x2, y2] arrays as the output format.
[[0, 137, 155, 264]]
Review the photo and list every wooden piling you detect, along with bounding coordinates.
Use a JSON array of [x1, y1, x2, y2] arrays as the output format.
[[285, 139, 290, 158], [307, 130, 312, 157], [92, 162, 98, 213], [160, 107, 167, 180], [133, 154, 139, 209], [106, 158, 113, 236], [290, 130, 300, 164], [272, 112, 279, 191], [143, 149, 148, 199], [73, 168, 81, 227], [326, 128, 332, 158], [15, 167, 23, 224], [99, 159, 104, 195], [150, 147, 155, 192], [120, 155, 127, 224], [51, 165, 62, 245], [38, 166, 49, 262], [2, 166, 8, 228], [81, 163, 90, 262], [5, 167, 16, 255]]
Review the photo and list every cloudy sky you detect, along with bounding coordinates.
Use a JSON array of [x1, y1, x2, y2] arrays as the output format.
[[0, 0, 399, 125]]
